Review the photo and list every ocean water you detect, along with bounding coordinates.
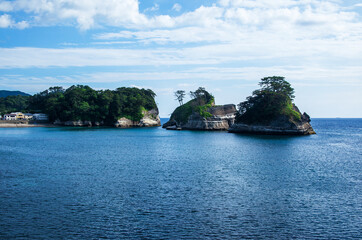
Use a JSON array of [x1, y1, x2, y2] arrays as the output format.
[[0, 118, 361, 239]]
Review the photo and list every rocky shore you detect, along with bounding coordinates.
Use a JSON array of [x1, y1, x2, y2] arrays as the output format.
[[54, 108, 161, 128], [115, 109, 161, 128], [229, 111, 316, 135]]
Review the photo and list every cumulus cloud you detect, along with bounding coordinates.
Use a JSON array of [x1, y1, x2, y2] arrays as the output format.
[[93, 0, 361, 45], [0, 14, 11, 28], [0, 0, 148, 30], [0, 0, 360, 35], [1, 0, 361, 75], [0, 14, 28, 28]]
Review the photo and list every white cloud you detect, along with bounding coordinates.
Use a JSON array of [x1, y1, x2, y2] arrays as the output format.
[[0, 14, 28, 28], [0, 1, 12, 11], [0, 0, 148, 30], [1, 0, 360, 36], [219, 0, 301, 8], [1, 66, 361, 86], [172, 3, 182, 12], [15, 20, 28, 29], [1, 33, 362, 68], [93, 0, 361, 46], [0, 47, 219, 68], [0, 14, 12, 28]]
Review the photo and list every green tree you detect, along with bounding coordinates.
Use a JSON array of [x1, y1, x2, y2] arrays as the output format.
[[174, 90, 186, 105], [189, 87, 213, 105], [6, 85, 158, 124], [258, 76, 295, 100], [0, 95, 30, 114], [236, 76, 300, 124]]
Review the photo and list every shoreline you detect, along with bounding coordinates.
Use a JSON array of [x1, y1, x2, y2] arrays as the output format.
[[0, 123, 56, 128], [0, 123, 162, 128]]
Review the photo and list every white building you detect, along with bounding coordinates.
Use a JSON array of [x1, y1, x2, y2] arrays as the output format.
[[4, 113, 17, 120], [10, 112, 25, 120]]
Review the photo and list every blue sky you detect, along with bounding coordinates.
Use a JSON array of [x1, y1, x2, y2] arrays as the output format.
[[0, 0, 361, 117]]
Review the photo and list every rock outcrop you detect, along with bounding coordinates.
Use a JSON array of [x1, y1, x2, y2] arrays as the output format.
[[54, 109, 161, 128], [229, 107, 316, 135], [163, 104, 236, 131], [115, 108, 161, 128], [63, 120, 93, 127]]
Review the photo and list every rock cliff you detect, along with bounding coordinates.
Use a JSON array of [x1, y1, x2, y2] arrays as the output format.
[[229, 106, 316, 135], [115, 109, 161, 128], [54, 109, 161, 128], [163, 104, 236, 131]]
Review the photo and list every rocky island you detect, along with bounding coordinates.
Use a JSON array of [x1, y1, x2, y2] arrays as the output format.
[[229, 76, 316, 135], [163, 87, 236, 130], [0, 85, 160, 128]]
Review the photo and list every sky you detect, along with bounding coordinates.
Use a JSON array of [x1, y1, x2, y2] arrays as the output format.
[[0, 0, 361, 118]]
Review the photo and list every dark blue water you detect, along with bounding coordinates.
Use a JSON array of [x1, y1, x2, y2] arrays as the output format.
[[0, 119, 361, 239]]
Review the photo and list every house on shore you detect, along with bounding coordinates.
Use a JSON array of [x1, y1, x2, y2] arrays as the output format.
[[2, 112, 48, 121], [4, 113, 17, 120], [11, 112, 25, 120]]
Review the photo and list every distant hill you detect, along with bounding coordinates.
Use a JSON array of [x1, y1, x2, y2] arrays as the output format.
[[0, 90, 30, 98]]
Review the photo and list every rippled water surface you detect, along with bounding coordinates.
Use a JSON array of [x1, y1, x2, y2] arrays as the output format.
[[0, 119, 361, 239]]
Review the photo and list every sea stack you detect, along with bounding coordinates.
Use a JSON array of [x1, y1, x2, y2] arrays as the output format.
[[163, 87, 236, 131], [228, 76, 316, 135]]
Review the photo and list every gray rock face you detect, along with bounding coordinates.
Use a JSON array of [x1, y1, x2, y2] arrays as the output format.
[[115, 108, 161, 128], [54, 109, 161, 128], [114, 117, 134, 128], [228, 110, 316, 135], [63, 120, 92, 127], [163, 104, 236, 131]]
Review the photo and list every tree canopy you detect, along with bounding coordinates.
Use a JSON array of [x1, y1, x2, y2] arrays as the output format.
[[174, 90, 186, 105], [189, 87, 214, 105], [258, 76, 295, 100], [0, 95, 30, 114], [236, 76, 300, 124], [170, 87, 214, 124], [0, 85, 158, 123]]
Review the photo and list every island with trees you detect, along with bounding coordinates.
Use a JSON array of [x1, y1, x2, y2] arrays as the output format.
[[228, 76, 316, 135], [0, 85, 160, 128], [1, 76, 315, 134], [162, 87, 237, 130]]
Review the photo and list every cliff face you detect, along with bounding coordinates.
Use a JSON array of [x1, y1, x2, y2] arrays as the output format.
[[55, 109, 161, 128], [163, 104, 236, 131], [229, 106, 316, 135], [115, 109, 161, 128]]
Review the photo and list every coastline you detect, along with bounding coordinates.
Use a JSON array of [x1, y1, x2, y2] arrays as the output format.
[[0, 123, 56, 128]]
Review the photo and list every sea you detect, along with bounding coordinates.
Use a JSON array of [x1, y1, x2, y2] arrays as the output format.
[[0, 118, 361, 239]]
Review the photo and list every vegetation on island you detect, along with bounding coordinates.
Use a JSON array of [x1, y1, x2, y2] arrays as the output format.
[[236, 76, 301, 124], [171, 87, 214, 124], [0, 85, 158, 123], [0, 95, 30, 114], [174, 90, 186, 106]]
